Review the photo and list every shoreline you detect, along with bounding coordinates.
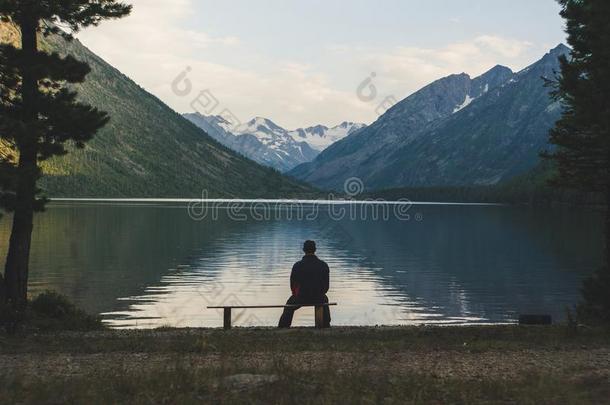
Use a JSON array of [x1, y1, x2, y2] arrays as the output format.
[[49, 198, 503, 207]]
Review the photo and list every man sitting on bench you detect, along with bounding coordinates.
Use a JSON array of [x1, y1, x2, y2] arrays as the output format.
[[278, 240, 331, 328]]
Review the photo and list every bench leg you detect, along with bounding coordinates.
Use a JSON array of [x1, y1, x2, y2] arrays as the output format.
[[224, 308, 232, 330], [315, 306, 324, 329]]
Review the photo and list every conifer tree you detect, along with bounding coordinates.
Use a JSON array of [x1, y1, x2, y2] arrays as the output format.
[[0, 0, 131, 307], [544, 0, 610, 322]]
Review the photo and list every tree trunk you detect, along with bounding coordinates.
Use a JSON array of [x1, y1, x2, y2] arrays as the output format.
[[3, 148, 37, 307], [606, 184, 610, 272], [0, 273, 5, 303], [3, 16, 38, 307]]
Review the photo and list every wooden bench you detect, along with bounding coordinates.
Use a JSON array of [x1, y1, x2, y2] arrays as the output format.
[[208, 303, 337, 330]]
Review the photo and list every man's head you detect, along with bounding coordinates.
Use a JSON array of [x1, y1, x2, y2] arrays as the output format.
[[303, 240, 317, 255]]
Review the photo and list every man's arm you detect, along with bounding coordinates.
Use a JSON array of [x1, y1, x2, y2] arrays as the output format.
[[290, 264, 300, 297], [323, 263, 330, 294]]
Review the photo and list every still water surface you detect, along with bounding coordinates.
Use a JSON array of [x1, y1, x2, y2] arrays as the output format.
[[0, 201, 603, 328]]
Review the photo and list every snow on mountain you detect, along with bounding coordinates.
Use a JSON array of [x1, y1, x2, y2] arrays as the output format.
[[453, 94, 475, 113], [232, 117, 293, 152], [184, 113, 364, 172], [451, 65, 513, 114], [287, 122, 366, 152], [291, 45, 568, 190], [233, 118, 364, 153]]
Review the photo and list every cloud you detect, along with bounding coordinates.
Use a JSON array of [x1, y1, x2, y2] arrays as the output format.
[[353, 35, 537, 102], [474, 35, 533, 58], [369, 35, 533, 76], [75, 0, 372, 128], [75, 1, 546, 128], [77, 0, 239, 61], [162, 59, 371, 129]]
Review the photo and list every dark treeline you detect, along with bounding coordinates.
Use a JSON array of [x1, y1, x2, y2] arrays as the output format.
[[367, 185, 603, 207], [367, 160, 603, 207]]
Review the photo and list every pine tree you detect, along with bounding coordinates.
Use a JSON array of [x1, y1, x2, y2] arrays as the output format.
[[0, 1, 131, 307], [544, 0, 610, 322]]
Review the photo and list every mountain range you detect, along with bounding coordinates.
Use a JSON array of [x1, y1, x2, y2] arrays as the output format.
[[290, 44, 569, 192], [0, 21, 571, 200], [0, 23, 313, 198], [184, 113, 364, 172]]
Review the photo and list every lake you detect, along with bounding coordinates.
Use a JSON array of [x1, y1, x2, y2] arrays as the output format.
[[0, 200, 603, 328]]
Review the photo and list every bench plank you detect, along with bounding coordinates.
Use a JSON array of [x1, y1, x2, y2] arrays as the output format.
[[208, 303, 337, 329], [208, 303, 337, 309]]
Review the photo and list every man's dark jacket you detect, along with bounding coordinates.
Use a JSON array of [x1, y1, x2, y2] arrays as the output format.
[[290, 255, 329, 301]]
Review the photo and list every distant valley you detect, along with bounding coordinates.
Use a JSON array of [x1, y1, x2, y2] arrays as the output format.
[[188, 44, 569, 194], [184, 114, 365, 172], [0, 20, 570, 200]]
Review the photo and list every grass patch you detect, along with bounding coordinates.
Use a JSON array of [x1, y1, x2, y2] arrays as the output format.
[[2, 325, 609, 355], [0, 291, 103, 334], [1, 358, 607, 404], [1, 326, 608, 403]]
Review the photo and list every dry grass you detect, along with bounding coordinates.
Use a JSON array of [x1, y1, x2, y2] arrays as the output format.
[[1, 325, 609, 404]]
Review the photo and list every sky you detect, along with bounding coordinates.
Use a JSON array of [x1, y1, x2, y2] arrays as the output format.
[[76, 0, 567, 129]]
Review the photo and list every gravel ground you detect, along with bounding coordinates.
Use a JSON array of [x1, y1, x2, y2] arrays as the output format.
[[2, 326, 610, 403], [3, 348, 609, 380]]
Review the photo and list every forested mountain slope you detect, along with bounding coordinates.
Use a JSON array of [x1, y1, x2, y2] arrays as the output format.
[[0, 23, 313, 198]]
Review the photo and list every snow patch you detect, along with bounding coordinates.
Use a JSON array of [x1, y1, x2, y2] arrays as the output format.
[[545, 102, 561, 113], [453, 94, 475, 113], [286, 122, 365, 151]]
